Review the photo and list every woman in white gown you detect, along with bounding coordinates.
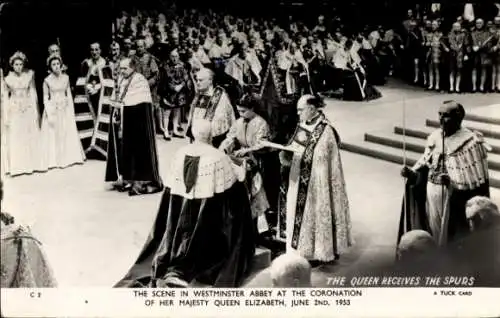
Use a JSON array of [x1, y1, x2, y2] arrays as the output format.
[[40, 54, 85, 169], [2, 52, 43, 177]]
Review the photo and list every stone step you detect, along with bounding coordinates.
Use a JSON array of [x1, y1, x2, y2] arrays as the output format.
[[365, 132, 500, 172], [491, 187, 500, 205], [465, 113, 500, 126], [341, 141, 500, 189], [341, 141, 420, 166], [426, 119, 500, 140], [393, 126, 500, 155]]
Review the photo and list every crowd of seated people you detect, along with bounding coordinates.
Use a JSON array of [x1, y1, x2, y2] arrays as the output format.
[[110, 6, 392, 103], [109, 2, 500, 109]]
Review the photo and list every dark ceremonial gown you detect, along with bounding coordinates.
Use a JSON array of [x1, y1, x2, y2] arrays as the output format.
[[105, 72, 163, 193], [341, 68, 381, 102], [397, 128, 491, 246], [73, 57, 114, 159], [114, 143, 255, 288], [258, 51, 300, 145], [256, 52, 301, 216]]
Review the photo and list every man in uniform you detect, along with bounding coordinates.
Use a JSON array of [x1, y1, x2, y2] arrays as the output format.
[[133, 39, 160, 116], [448, 22, 467, 93], [108, 41, 124, 92], [491, 17, 500, 92], [471, 19, 494, 92], [158, 49, 191, 140]]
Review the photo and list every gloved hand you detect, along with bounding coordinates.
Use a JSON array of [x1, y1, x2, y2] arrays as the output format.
[[401, 166, 418, 182]]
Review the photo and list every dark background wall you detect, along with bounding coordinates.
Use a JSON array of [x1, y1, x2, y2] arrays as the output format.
[[0, 0, 112, 83], [1, 0, 498, 79]]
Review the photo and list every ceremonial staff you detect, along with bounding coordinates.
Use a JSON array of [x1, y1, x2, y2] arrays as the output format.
[[402, 95, 407, 206], [0, 2, 6, 143], [439, 127, 447, 246], [110, 76, 127, 185], [111, 0, 116, 39], [399, 95, 408, 259]]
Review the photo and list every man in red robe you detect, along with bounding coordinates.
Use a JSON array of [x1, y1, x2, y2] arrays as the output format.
[[105, 58, 163, 196]]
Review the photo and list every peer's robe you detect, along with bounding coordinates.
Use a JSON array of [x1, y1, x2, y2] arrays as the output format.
[[398, 128, 491, 249], [114, 142, 256, 288], [104, 72, 163, 194]]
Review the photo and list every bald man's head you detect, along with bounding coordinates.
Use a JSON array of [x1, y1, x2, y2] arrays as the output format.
[[119, 58, 135, 78], [169, 49, 180, 63], [136, 39, 147, 55], [48, 44, 60, 56], [439, 101, 465, 136], [90, 42, 101, 59], [195, 68, 214, 92], [397, 230, 436, 262]]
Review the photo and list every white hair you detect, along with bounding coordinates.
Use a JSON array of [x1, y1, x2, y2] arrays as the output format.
[[196, 67, 214, 82], [466, 196, 500, 230], [397, 230, 436, 262], [269, 252, 312, 288], [297, 94, 315, 109], [192, 119, 212, 142]]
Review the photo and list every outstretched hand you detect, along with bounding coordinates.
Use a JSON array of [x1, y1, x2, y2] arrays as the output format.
[[233, 149, 248, 157], [1, 211, 15, 225], [437, 173, 451, 186]]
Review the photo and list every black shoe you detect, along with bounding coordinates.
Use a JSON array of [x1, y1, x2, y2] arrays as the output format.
[[117, 183, 132, 192], [308, 260, 323, 268], [128, 187, 141, 196]]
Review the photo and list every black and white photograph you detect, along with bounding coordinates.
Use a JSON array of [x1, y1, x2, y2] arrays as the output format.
[[0, 0, 499, 316]]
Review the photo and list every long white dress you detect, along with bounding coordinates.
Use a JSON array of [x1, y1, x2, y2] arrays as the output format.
[[1, 70, 6, 176], [40, 73, 85, 169], [2, 70, 43, 177]]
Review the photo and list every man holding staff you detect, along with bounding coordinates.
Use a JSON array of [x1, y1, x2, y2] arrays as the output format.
[[400, 101, 491, 245]]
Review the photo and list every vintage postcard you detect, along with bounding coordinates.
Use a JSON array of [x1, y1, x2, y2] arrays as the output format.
[[1, 0, 499, 316]]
